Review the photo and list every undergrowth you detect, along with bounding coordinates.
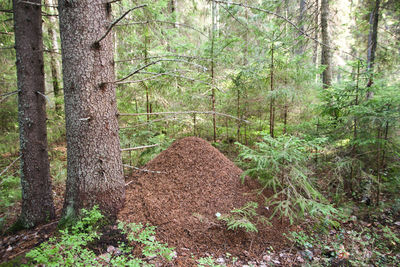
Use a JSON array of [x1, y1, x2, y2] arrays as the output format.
[[25, 206, 174, 266]]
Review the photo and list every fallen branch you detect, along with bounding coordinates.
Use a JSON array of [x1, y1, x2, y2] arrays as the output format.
[[118, 110, 250, 123], [121, 144, 159, 152]]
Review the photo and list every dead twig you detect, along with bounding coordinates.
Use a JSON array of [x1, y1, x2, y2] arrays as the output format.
[[123, 164, 166, 175], [94, 4, 147, 46], [0, 156, 21, 182], [121, 144, 159, 152], [118, 110, 250, 123]]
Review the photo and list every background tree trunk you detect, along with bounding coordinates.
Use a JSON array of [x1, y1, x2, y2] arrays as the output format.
[[13, 0, 55, 228], [320, 0, 332, 88], [44, 0, 62, 113], [366, 0, 380, 99], [58, 0, 125, 221]]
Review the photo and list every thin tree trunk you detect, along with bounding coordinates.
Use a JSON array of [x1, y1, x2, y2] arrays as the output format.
[[313, 0, 319, 68], [237, 86, 241, 142], [377, 121, 389, 205], [44, 0, 62, 113], [211, 0, 217, 142], [366, 0, 380, 99], [297, 0, 306, 54], [348, 61, 360, 196], [13, 0, 55, 228], [320, 0, 332, 88], [269, 43, 275, 138], [59, 0, 125, 221]]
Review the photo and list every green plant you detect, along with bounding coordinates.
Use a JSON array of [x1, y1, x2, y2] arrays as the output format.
[[25, 206, 104, 266], [0, 175, 21, 213], [118, 221, 175, 261], [197, 256, 224, 267], [284, 231, 315, 250], [217, 201, 269, 232], [26, 206, 174, 266], [237, 134, 337, 224]]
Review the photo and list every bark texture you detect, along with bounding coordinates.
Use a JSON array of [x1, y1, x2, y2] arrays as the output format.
[[320, 0, 332, 88], [13, 0, 55, 228], [58, 0, 125, 220], [366, 0, 380, 99]]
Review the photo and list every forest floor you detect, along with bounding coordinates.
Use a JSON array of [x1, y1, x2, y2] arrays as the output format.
[[0, 137, 399, 266]]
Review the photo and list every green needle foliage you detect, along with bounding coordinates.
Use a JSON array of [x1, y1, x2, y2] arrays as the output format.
[[237, 134, 337, 224], [217, 201, 268, 233]]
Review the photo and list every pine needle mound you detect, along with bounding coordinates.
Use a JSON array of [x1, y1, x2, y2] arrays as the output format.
[[118, 137, 287, 258]]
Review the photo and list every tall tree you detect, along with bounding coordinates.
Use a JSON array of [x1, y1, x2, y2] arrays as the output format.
[[320, 0, 332, 88], [13, 0, 55, 228], [58, 0, 125, 221], [366, 0, 380, 99]]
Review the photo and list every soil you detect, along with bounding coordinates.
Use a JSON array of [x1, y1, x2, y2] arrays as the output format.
[[1, 137, 291, 265], [118, 137, 289, 263]]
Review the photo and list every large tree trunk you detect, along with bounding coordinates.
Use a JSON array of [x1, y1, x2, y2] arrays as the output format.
[[366, 0, 380, 99], [13, 0, 55, 228], [320, 0, 332, 88], [58, 0, 125, 221], [44, 0, 62, 113]]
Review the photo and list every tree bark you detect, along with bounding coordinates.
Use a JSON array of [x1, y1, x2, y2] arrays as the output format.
[[366, 0, 380, 99], [312, 0, 319, 66], [13, 0, 55, 228], [269, 43, 275, 138], [58, 0, 125, 221], [44, 0, 62, 113], [320, 0, 332, 88], [297, 0, 306, 55]]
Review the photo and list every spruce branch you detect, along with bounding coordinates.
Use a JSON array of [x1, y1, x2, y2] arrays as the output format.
[[94, 4, 147, 46]]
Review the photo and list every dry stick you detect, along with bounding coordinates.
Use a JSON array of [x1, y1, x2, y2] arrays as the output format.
[[115, 54, 211, 62], [121, 58, 207, 71], [124, 71, 225, 93], [120, 115, 180, 129], [214, 0, 361, 60], [119, 110, 250, 123], [121, 144, 159, 152], [94, 4, 147, 45], [123, 164, 166, 175], [0, 156, 21, 180], [117, 20, 208, 37], [116, 70, 189, 84], [116, 59, 207, 83]]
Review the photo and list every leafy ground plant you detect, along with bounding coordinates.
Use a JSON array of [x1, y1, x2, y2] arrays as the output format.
[[25, 206, 174, 266]]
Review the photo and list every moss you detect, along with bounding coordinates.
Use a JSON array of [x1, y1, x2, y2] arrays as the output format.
[[57, 204, 77, 229]]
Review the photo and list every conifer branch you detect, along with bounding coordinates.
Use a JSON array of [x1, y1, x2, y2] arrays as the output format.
[[94, 4, 147, 46], [214, 0, 361, 59]]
